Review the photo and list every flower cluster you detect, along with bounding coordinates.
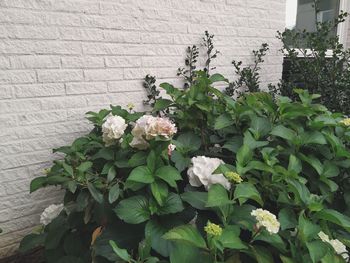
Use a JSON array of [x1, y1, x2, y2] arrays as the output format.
[[102, 115, 127, 146], [130, 115, 177, 150], [251, 208, 280, 234], [340, 118, 350, 126], [224, 172, 243, 184], [40, 204, 64, 226], [318, 231, 349, 260], [187, 156, 231, 190], [204, 222, 223, 237]]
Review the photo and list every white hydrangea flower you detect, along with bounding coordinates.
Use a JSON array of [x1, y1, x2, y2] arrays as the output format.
[[102, 115, 127, 146], [130, 115, 177, 149], [251, 208, 280, 234], [168, 143, 176, 156], [318, 231, 349, 260], [40, 204, 64, 226], [187, 156, 231, 191]]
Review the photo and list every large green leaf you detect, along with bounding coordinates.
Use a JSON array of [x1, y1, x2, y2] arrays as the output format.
[[155, 166, 182, 188], [128, 151, 147, 167], [249, 116, 271, 139], [298, 214, 320, 242], [109, 240, 131, 262], [236, 145, 253, 166], [278, 208, 297, 230], [127, 166, 154, 184], [234, 182, 263, 206], [77, 161, 93, 172], [306, 240, 328, 263], [145, 219, 176, 257], [87, 182, 104, 204], [181, 191, 208, 210], [219, 226, 247, 249], [157, 193, 184, 215], [206, 184, 232, 207], [315, 209, 350, 232], [108, 184, 120, 204], [30, 176, 47, 193], [252, 245, 274, 263], [270, 125, 296, 141], [169, 243, 211, 263], [151, 180, 169, 206], [214, 113, 234, 130], [174, 132, 201, 153], [153, 99, 173, 111], [163, 225, 207, 249], [114, 196, 150, 224]]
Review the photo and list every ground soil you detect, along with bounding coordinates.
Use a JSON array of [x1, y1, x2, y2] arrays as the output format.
[[0, 248, 44, 263]]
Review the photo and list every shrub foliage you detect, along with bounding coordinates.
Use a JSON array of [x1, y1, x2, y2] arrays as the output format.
[[20, 65, 350, 262]]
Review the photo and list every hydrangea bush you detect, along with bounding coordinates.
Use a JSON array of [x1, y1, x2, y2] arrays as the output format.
[[19, 69, 350, 263]]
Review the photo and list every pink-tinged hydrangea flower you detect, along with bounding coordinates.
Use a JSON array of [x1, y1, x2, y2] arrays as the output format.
[[40, 204, 64, 226], [187, 156, 231, 191], [251, 208, 280, 234], [102, 115, 127, 146], [130, 115, 177, 149]]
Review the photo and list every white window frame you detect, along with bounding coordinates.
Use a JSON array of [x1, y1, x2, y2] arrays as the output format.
[[284, 0, 350, 57]]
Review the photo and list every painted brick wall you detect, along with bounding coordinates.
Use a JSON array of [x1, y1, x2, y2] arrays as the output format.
[[0, 0, 286, 257]]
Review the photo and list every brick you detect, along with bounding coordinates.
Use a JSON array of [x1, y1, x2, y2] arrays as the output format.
[[84, 68, 123, 81], [104, 30, 141, 43], [0, 70, 36, 84], [107, 80, 143, 93], [105, 56, 141, 68], [14, 83, 64, 98], [0, 86, 12, 99], [0, 99, 41, 113], [0, 25, 59, 40], [59, 27, 104, 41], [37, 69, 84, 83], [18, 111, 67, 126], [66, 82, 107, 95], [10, 55, 61, 69], [61, 56, 104, 69], [40, 96, 87, 110]]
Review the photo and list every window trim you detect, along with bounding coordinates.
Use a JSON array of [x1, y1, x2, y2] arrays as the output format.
[[284, 0, 349, 57]]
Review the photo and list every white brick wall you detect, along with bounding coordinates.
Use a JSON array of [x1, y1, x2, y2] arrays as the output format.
[[0, 0, 285, 257]]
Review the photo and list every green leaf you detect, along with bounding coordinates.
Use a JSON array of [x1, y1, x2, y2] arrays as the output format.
[[127, 166, 154, 184], [306, 240, 328, 263], [252, 246, 274, 263], [219, 226, 247, 249], [214, 113, 234, 130], [243, 131, 269, 150], [169, 243, 211, 263], [158, 193, 184, 215], [107, 166, 117, 183], [30, 177, 47, 193], [286, 178, 310, 205], [255, 230, 286, 252], [298, 214, 320, 242], [114, 195, 150, 224], [249, 116, 271, 139], [155, 166, 182, 188], [46, 175, 70, 185], [108, 184, 120, 204], [299, 154, 323, 175], [236, 145, 253, 166], [174, 132, 201, 153], [315, 209, 350, 232], [128, 152, 147, 167], [209, 73, 229, 83], [278, 208, 297, 230], [163, 225, 207, 249], [206, 184, 232, 207], [181, 191, 208, 210], [322, 161, 340, 178], [62, 163, 74, 176], [151, 180, 169, 206], [77, 161, 93, 172], [153, 99, 173, 111], [234, 182, 263, 206], [145, 219, 176, 257], [19, 233, 46, 253], [171, 151, 191, 172], [147, 150, 157, 173], [270, 125, 296, 141], [87, 182, 104, 204], [288, 155, 302, 174], [109, 240, 131, 262], [300, 131, 327, 145]]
